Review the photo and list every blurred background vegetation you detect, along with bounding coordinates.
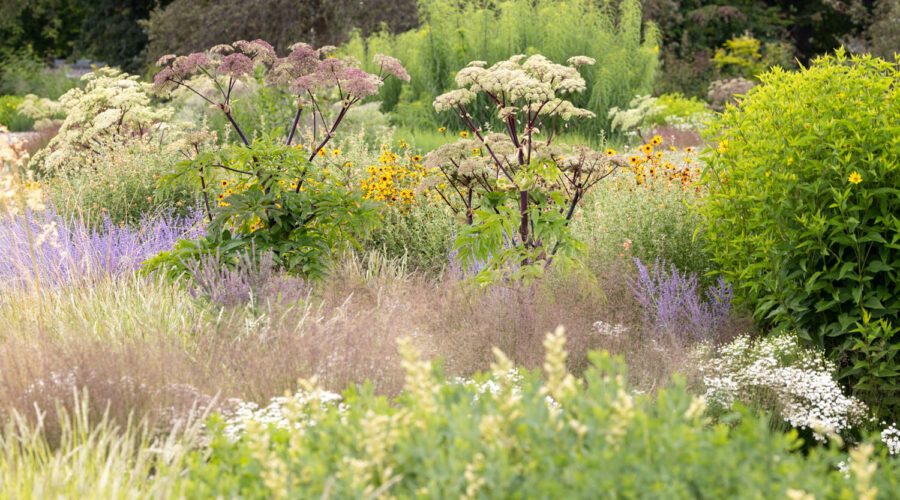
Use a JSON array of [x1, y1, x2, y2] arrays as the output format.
[[0, 0, 897, 139]]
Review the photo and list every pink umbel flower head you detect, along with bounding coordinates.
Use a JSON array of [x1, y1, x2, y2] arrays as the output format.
[[152, 66, 177, 92], [217, 53, 255, 78], [373, 54, 410, 82], [173, 53, 211, 76], [339, 67, 382, 98], [233, 39, 276, 65]]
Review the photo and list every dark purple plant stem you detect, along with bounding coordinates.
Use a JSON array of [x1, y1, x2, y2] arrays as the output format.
[[223, 108, 251, 147], [285, 105, 304, 146], [199, 167, 213, 222]]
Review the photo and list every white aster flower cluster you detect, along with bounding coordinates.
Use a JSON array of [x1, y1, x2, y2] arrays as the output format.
[[220, 388, 345, 441], [452, 369, 524, 400], [881, 423, 900, 455], [700, 334, 869, 442], [592, 320, 628, 337]]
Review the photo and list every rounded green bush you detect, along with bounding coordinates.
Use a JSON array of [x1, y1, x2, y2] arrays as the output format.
[[0, 95, 35, 132], [698, 49, 900, 399]]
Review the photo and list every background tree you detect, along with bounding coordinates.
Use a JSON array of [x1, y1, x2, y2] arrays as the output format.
[[142, 0, 417, 69]]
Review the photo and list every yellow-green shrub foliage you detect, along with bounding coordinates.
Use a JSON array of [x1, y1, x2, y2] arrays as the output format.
[[698, 50, 900, 413]]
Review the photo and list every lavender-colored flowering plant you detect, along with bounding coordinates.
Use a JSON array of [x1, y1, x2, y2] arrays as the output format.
[[628, 257, 733, 343], [0, 208, 204, 289]]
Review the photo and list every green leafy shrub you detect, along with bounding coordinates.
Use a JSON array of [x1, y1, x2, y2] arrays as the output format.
[[711, 34, 795, 81], [0, 95, 34, 132], [649, 93, 709, 127], [47, 136, 199, 227], [698, 49, 900, 417], [181, 330, 900, 498], [364, 202, 454, 275], [342, 0, 659, 141], [575, 141, 710, 279]]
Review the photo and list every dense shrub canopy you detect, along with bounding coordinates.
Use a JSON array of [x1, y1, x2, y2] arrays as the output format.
[[699, 49, 900, 409]]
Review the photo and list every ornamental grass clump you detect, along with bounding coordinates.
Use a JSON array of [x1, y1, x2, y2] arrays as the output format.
[[426, 54, 624, 282], [149, 40, 409, 278], [697, 49, 900, 419]]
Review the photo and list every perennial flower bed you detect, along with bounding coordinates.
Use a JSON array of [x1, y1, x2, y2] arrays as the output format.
[[0, 21, 899, 499]]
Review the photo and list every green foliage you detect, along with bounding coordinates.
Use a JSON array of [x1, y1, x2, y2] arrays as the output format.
[[697, 49, 900, 414], [712, 34, 794, 81], [47, 136, 198, 227], [364, 202, 455, 275], [0, 47, 78, 99], [0, 95, 35, 132], [156, 135, 378, 278], [575, 161, 710, 280], [648, 93, 708, 127], [180, 337, 900, 498], [343, 0, 659, 142], [0, 1, 84, 61], [846, 311, 900, 421]]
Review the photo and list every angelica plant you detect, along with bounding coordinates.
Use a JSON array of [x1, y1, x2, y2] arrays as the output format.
[[427, 55, 623, 282], [149, 40, 409, 277], [28, 67, 175, 173]]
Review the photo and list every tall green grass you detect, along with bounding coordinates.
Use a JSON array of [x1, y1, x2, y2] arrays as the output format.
[[343, 0, 659, 142], [0, 390, 205, 499]]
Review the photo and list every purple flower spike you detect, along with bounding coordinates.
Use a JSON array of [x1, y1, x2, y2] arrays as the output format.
[[0, 209, 205, 289], [627, 257, 733, 343]]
